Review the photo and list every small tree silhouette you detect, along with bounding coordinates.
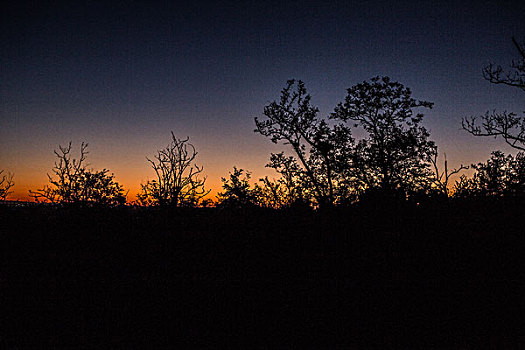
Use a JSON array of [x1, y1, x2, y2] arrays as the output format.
[[463, 38, 525, 150], [0, 170, 14, 200], [216, 167, 256, 208], [452, 174, 477, 199], [453, 151, 525, 198], [253, 176, 311, 209], [252, 177, 285, 209], [430, 152, 469, 198], [29, 142, 126, 205], [138, 132, 210, 207], [255, 153, 311, 208]]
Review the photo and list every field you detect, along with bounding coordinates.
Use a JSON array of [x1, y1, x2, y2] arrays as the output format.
[[1, 200, 524, 347]]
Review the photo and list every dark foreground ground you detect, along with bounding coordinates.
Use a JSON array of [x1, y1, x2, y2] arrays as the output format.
[[1, 199, 524, 347]]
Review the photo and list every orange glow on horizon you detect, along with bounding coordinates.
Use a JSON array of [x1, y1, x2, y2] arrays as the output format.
[[6, 164, 278, 204]]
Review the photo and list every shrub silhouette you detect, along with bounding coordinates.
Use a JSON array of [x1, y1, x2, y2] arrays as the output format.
[[29, 142, 126, 205], [0, 170, 14, 200], [138, 132, 210, 207], [254, 153, 312, 209], [453, 151, 525, 198], [216, 167, 256, 208]]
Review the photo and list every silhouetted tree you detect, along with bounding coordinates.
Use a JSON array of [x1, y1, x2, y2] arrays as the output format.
[[0, 170, 14, 200], [452, 174, 477, 199], [507, 152, 525, 196], [252, 177, 285, 209], [472, 151, 512, 197], [254, 153, 311, 208], [453, 151, 525, 198], [331, 76, 436, 196], [253, 177, 310, 209], [463, 38, 525, 150], [138, 132, 210, 207], [29, 142, 126, 205], [216, 167, 256, 208], [430, 152, 469, 198], [255, 80, 354, 208]]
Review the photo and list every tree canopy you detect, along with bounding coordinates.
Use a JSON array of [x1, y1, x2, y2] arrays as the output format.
[[255, 76, 437, 207], [29, 142, 126, 205], [331, 76, 436, 195]]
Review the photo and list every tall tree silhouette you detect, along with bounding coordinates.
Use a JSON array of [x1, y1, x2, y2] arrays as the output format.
[[255, 80, 354, 208], [0, 170, 14, 200], [29, 142, 126, 205], [463, 38, 525, 150], [331, 76, 436, 196], [138, 132, 210, 207]]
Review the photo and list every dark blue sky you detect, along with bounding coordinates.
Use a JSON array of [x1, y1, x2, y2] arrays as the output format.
[[1, 0, 524, 199]]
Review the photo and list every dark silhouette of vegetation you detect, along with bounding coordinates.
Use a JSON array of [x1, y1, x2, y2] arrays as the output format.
[[430, 152, 469, 198], [463, 38, 525, 150], [0, 170, 14, 200], [28, 142, 126, 205], [332, 76, 437, 197], [255, 80, 354, 208], [137, 132, 210, 207], [216, 167, 256, 208], [454, 150, 525, 198], [253, 176, 308, 209], [256, 77, 438, 207], [217, 164, 311, 210], [255, 153, 312, 209]]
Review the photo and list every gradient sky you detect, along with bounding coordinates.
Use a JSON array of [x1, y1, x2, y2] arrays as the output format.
[[1, 0, 524, 201]]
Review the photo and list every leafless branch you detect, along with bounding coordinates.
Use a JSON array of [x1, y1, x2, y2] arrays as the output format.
[[138, 132, 210, 207], [430, 152, 468, 197], [0, 170, 15, 200]]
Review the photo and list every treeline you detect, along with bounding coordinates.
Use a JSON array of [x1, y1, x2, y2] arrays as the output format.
[[2, 38, 523, 208], [3, 134, 525, 209]]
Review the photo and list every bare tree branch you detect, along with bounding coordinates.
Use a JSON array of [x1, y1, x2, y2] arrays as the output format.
[[430, 152, 469, 197], [138, 132, 210, 207], [29, 142, 126, 205], [464, 38, 525, 149], [0, 170, 15, 200]]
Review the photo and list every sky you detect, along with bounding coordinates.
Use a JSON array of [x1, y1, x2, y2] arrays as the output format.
[[1, 0, 524, 201]]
